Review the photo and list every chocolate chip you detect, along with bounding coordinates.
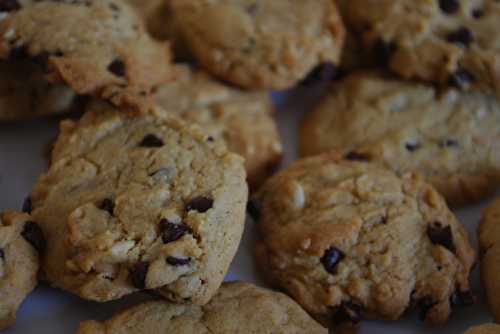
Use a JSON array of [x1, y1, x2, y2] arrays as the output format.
[[0, 0, 20, 12], [450, 290, 475, 307], [22, 197, 32, 214], [439, 139, 459, 148], [472, 9, 484, 18], [438, 0, 460, 14], [449, 68, 474, 88], [247, 200, 261, 221], [321, 247, 345, 274], [139, 134, 164, 148], [129, 261, 149, 289], [373, 39, 396, 65], [159, 219, 191, 244], [405, 141, 421, 152], [9, 45, 28, 60], [0, 248, 4, 260], [186, 196, 213, 213], [447, 27, 474, 47], [246, 3, 257, 15], [99, 198, 115, 216], [107, 59, 126, 77], [300, 63, 337, 86], [417, 297, 437, 321], [21, 221, 46, 252], [331, 301, 362, 325], [166, 256, 191, 266], [344, 151, 371, 161], [427, 223, 456, 253]]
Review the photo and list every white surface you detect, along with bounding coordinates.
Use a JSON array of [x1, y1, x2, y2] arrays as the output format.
[[0, 84, 496, 333]]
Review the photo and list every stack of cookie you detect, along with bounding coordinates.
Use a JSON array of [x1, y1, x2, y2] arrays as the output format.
[[0, 0, 499, 333]]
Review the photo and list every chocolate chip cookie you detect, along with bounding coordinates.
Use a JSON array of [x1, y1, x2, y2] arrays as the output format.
[[346, 0, 500, 95], [153, 66, 283, 189], [465, 324, 500, 334], [0, 0, 172, 112], [0, 210, 42, 330], [29, 100, 248, 304], [479, 198, 500, 322], [300, 72, 500, 207], [254, 152, 476, 328], [76, 281, 327, 334], [170, 0, 345, 90]]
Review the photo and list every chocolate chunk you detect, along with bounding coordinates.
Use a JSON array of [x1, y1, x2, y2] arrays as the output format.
[[300, 63, 337, 86], [246, 3, 257, 15], [449, 68, 474, 88], [0, 248, 4, 260], [166, 256, 191, 266], [21, 221, 46, 252], [405, 141, 421, 152], [107, 59, 126, 77], [129, 261, 149, 289], [247, 200, 261, 222], [344, 151, 371, 162], [139, 134, 164, 148], [439, 139, 459, 148], [159, 219, 191, 244], [0, 0, 20, 12], [9, 45, 28, 60], [22, 197, 32, 214], [321, 247, 345, 274], [438, 0, 460, 14], [373, 39, 396, 65], [417, 297, 437, 321], [472, 9, 484, 19], [450, 290, 475, 307], [427, 223, 456, 253], [331, 301, 362, 325], [99, 198, 115, 216], [447, 27, 474, 47], [186, 196, 213, 213]]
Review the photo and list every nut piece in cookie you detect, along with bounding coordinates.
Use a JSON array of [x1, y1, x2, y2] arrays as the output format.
[[29, 100, 248, 304], [254, 152, 476, 329], [170, 0, 345, 90], [0, 210, 42, 330], [75, 282, 327, 334]]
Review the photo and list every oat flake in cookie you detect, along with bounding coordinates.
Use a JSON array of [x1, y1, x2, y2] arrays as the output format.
[[346, 0, 500, 95], [0, 210, 42, 330], [29, 100, 248, 303], [76, 282, 327, 334], [0, 0, 172, 112], [300, 72, 500, 207], [170, 0, 345, 90], [254, 152, 476, 329]]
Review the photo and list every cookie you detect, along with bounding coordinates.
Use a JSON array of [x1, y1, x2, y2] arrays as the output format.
[[153, 66, 283, 189], [0, 210, 42, 330], [254, 152, 476, 328], [170, 0, 345, 90], [0, 0, 172, 112], [29, 100, 248, 304], [465, 324, 500, 334], [478, 198, 500, 322], [76, 281, 327, 334], [346, 0, 500, 95], [300, 72, 500, 207]]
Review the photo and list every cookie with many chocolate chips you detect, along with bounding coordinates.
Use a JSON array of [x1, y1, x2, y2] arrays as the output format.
[[170, 0, 345, 90], [0, 0, 172, 112], [76, 281, 327, 334], [346, 0, 500, 95], [30, 100, 248, 303], [254, 152, 476, 329], [0, 210, 42, 330], [300, 72, 500, 207], [478, 198, 500, 322], [153, 66, 283, 189]]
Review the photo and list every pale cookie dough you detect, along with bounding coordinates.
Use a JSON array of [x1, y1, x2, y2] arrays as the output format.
[[254, 152, 476, 328], [30, 100, 247, 304], [0, 210, 42, 330], [170, 0, 345, 90], [300, 72, 500, 207], [75, 281, 327, 334]]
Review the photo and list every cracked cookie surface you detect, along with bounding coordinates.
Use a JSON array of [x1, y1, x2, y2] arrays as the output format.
[[300, 72, 500, 207], [346, 0, 500, 95], [76, 281, 327, 334], [254, 153, 475, 328], [153, 66, 282, 189], [170, 0, 345, 90], [30, 100, 247, 303], [0, 0, 172, 111], [0, 210, 42, 330]]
